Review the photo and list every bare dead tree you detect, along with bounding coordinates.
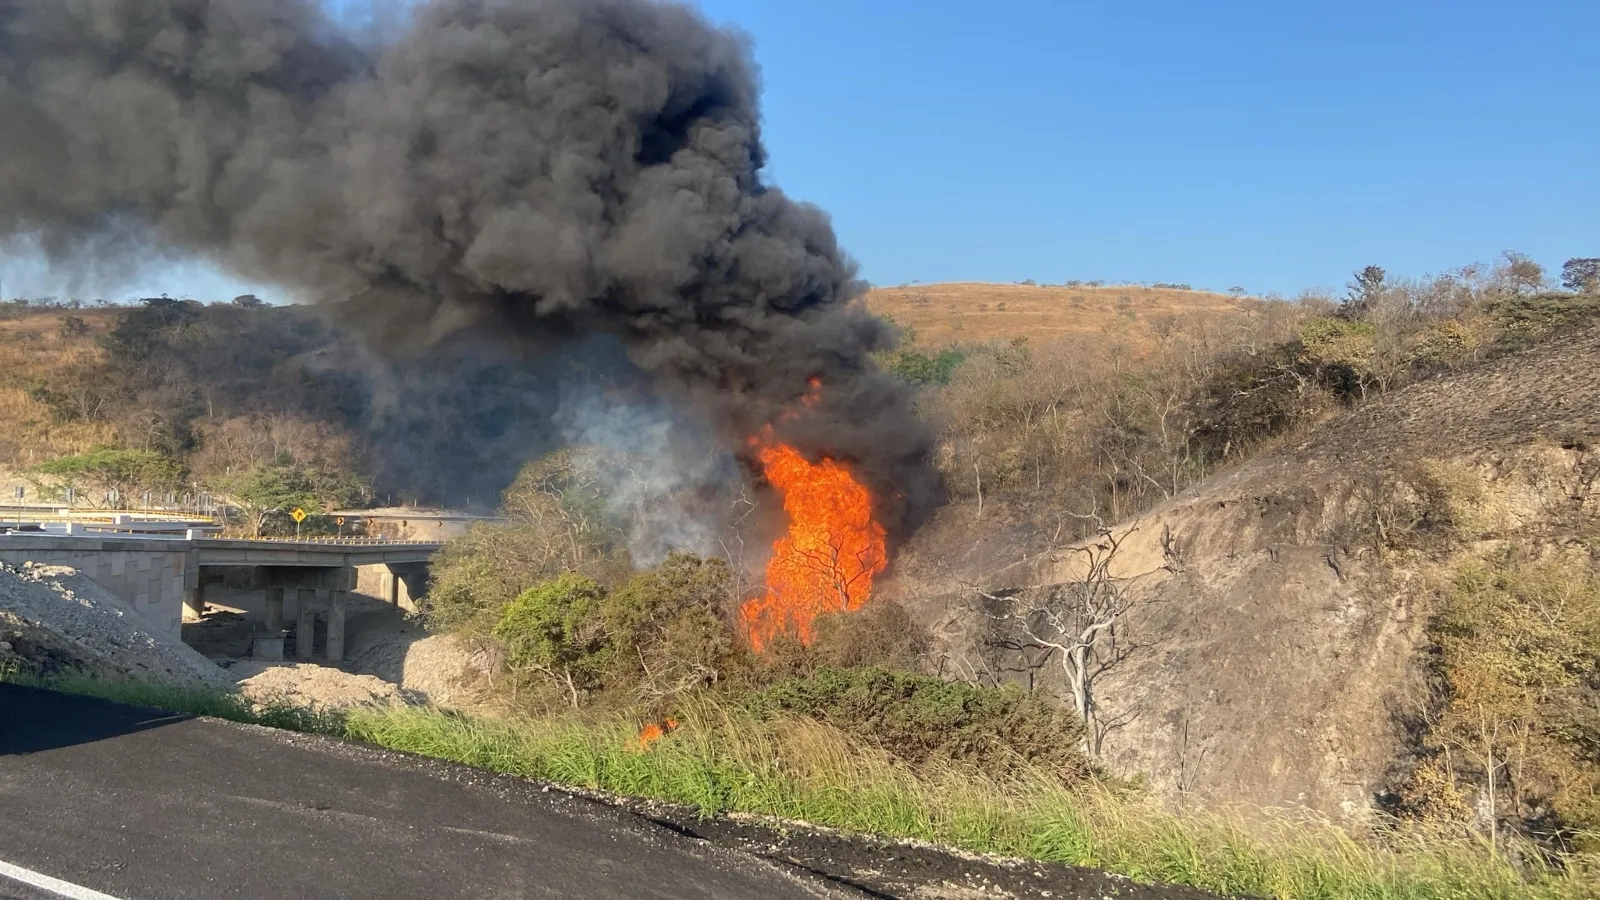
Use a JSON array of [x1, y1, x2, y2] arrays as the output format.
[[967, 526, 1142, 758]]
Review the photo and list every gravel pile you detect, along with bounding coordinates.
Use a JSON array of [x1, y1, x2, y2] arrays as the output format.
[[231, 661, 411, 712], [0, 562, 230, 689], [346, 628, 480, 707]]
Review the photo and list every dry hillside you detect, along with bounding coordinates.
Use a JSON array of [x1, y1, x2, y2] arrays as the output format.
[[915, 322, 1600, 821], [865, 282, 1252, 348], [0, 309, 120, 467]]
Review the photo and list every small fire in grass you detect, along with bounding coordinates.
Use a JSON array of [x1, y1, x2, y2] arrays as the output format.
[[634, 717, 680, 750], [739, 380, 889, 652]]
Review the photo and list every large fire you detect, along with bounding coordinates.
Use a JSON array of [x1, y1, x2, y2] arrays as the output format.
[[739, 430, 888, 652]]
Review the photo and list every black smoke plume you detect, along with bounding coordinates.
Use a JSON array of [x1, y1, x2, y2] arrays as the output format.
[[0, 0, 939, 538]]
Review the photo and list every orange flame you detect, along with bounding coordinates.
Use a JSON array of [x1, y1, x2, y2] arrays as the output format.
[[634, 717, 680, 750], [739, 430, 888, 652]]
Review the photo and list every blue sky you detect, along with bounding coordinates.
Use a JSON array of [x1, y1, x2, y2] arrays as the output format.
[[4, 0, 1595, 302]]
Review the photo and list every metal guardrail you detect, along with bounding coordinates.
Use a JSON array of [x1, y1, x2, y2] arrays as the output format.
[[0, 507, 219, 523], [212, 536, 442, 546], [0, 525, 438, 549]]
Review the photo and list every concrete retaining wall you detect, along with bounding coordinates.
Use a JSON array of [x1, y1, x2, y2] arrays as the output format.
[[0, 546, 187, 637]]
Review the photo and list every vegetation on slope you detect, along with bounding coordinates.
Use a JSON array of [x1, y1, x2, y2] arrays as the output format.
[[2, 295, 600, 525], [889, 254, 1600, 552]]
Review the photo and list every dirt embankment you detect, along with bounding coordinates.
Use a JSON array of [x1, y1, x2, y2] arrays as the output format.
[[916, 324, 1600, 820]]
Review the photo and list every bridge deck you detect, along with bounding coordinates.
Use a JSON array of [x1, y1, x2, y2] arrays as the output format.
[[0, 534, 441, 567]]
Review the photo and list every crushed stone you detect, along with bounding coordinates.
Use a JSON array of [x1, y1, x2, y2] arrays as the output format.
[[230, 661, 412, 712], [0, 562, 231, 689]]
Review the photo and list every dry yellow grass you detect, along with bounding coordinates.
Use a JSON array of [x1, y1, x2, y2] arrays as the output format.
[[0, 309, 120, 466], [864, 282, 1254, 348]]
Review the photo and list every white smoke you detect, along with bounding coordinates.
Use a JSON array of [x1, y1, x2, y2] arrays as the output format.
[[555, 383, 744, 566]]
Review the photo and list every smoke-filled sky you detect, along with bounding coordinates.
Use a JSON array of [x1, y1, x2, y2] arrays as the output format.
[[0, 0, 941, 537], [3, 0, 1595, 303]]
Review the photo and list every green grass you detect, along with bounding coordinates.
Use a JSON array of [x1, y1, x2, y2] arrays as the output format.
[[9, 671, 1596, 900]]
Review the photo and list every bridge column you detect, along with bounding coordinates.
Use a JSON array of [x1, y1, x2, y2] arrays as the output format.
[[263, 587, 285, 632], [182, 585, 205, 622], [181, 556, 204, 622], [296, 588, 318, 661], [326, 591, 348, 663]]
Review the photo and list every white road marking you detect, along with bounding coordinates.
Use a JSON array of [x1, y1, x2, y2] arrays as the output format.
[[0, 859, 127, 900]]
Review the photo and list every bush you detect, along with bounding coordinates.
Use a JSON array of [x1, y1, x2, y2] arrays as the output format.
[[1402, 555, 1600, 850], [748, 667, 1092, 782], [881, 348, 967, 386], [810, 599, 928, 672], [602, 553, 738, 703], [424, 451, 628, 634], [473, 555, 746, 708], [493, 573, 612, 705]]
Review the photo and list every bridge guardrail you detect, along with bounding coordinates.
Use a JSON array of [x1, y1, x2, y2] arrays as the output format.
[[209, 536, 443, 546]]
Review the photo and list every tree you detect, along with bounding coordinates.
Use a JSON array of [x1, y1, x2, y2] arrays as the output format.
[[970, 527, 1142, 758], [1493, 251, 1545, 297], [223, 466, 318, 537], [497, 450, 619, 573], [1343, 266, 1387, 320], [217, 463, 366, 537], [423, 451, 627, 635], [32, 448, 183, 507], [1561, 258, 1600, 294]]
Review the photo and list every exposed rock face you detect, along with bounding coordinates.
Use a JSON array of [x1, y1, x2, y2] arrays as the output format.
[[916, 324, 1600, 819]]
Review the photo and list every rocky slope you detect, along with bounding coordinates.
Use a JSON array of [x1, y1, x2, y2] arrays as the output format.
[[917, 323, 1600, 819], [0, 563, 231, 688]]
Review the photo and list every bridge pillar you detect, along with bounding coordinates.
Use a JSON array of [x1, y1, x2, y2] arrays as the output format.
[[326, 591, 348, 663], [296, 588, 318, 661], [263, 587, 285, 632], [182, 586, 204, 622], [181, 555, 204, 622]]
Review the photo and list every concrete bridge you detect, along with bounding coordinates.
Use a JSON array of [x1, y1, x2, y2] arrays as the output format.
[[0, 533, 440, 663]]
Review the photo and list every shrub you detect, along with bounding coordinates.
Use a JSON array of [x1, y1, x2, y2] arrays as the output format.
[[809, 600, 929, 672], [493, 573, 612, 706], [57, 315, 91, 338], [748, 666, 1092, 782], [1406, 555, 1600, 850], [602, 553, 739, 703], [881, 348, 966, 386]]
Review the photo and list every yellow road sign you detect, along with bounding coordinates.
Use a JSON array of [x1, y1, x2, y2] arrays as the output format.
[[336, 516, 346, 526], [291, 508, 308, 523]]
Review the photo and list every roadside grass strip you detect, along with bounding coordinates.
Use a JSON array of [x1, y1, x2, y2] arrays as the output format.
[[11, 672, 1597, 900]]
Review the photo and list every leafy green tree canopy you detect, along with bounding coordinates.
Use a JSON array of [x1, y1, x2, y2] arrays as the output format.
[[32, 447, 183, 503]]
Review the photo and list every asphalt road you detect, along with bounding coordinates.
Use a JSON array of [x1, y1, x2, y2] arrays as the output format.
[[0, 684, 840, 900]]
